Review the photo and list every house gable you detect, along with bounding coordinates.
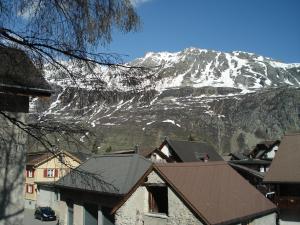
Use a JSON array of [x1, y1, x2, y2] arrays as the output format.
[[115, 170, 204, 225]]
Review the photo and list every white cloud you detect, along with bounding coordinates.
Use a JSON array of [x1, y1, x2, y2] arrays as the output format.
[[130, 0, 153, 7]]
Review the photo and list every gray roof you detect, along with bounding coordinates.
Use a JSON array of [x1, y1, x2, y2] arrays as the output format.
[[56, 154, 152, 195], [229, 163, 265, 179], [0, 47, 52, 96], [166, 139, 224, 162], [230, 159, 271, 166], [70, 151, 92, 162], [229, 152, 248, 160]]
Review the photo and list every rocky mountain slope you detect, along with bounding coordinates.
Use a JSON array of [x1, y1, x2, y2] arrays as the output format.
[[30, 48, 300, 154]]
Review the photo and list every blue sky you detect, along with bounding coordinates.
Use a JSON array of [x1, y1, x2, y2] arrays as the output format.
[[105, 0, 300, 63]]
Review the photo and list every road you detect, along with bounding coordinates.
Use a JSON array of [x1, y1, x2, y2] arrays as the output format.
[[23, 209, 58, 225]]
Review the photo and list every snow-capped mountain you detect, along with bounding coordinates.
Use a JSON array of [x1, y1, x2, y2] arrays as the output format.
[[31, 48, 300, 154]]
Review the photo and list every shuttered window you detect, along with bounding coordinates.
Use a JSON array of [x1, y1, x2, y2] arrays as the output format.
[[26, 184, 34, 193], [43, 169, 58, 177], [27, 169, 34, 178]]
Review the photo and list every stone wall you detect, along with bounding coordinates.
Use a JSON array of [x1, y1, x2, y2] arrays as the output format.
[[115, 171, 204, 225], [0, 112, 27, 225]]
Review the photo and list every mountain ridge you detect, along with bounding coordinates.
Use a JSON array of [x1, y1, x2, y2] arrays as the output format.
[[30, 47, 300, 154]]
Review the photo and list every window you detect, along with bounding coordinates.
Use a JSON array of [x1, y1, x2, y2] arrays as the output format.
[[47, 169, 54, 177], [27, 169, 34, 178], [44, 168, 58, 177], [147, 186, 168, 214], [26, 184, 34, 193]]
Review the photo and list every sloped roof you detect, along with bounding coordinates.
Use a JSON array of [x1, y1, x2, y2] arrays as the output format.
[[230, 159, 271, 166], [154, 162, 276, 225], [229, 152, 248, 160], [109, 148, 155, 158], [248, 140, 280, 159], [165, 139, 223, 162], [56, 154, 152, 195], [0, 47, 51, 96], [229, 163, 265, 179], [26, 151, 83, 167], [264, 134, 300, 183], [70, 152, 91, 162]]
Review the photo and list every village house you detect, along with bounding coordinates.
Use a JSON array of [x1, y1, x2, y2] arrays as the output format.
[[227, 140, 281, 197], [0, 46, 52, 224], [264, 134, 300, 224], [25, 150, 88, 209], [55, 154, 277, 225], [137, 138, 224, 163], [248, 140, 280, 160]]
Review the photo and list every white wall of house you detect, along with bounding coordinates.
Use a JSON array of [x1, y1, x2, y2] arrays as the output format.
[[74, 203, 84, 225], [266, 146, 278, 159], [251, 213, 276, 225], [36, 186, 59, 211], [161, 145, 171, 157], [57, 200, 68, 225], [236, 213, 277, 225], [150, 153, 166, 163]]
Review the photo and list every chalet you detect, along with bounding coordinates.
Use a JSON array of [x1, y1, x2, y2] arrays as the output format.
[[142, 138, 224, 163], [25, 150, 88, 209], [248, 140, 280, 160], [264, 134, 300, 224], [55, 154, 277, 225], [0, 47, 51, 224]]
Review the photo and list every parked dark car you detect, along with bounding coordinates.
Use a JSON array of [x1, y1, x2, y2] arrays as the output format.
[[34, 207, 56, 221]]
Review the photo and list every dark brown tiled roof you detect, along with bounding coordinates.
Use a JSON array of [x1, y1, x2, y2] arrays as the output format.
[[264, 134, 300, 183], [155, 162, 276, 225], [26, 151, 51, 166], [0, 47, 52, 96], [26, 151, 84, 167], [165, 139, 224, 162]]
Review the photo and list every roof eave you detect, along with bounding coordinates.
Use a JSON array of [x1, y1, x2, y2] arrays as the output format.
[[55, 183, 125, 197], [263, 180, 300, 184], [0, 84, 52, 97]]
